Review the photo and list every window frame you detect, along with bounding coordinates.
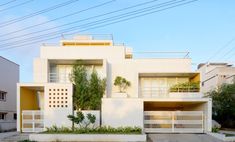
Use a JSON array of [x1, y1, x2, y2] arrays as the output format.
[[0, 113, 6, 120], [0, 90, 7, 101]]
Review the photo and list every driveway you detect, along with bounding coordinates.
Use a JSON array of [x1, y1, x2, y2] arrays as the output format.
[[147, 134, 223, 142]]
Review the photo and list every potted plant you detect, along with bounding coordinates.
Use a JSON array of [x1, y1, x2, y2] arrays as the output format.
[[113, 76, 131, 98]]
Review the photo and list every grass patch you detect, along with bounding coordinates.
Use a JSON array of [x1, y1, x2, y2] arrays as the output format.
[[43, 126, 142, 134], [18, 140, 36, 142], [225, 133, 235, 137]]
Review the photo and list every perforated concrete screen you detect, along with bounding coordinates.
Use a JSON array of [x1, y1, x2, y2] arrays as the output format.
[[48, 88, 69, 108]]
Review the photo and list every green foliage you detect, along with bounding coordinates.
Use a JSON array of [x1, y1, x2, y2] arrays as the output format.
[[212, 127, 220, 133], [209, 82, 235, 128], [70, 61, 89, 110], [114, 76, 131, 93], [67, 111, 85, 127], [67, 111, 96, 129], [170, 81, 200, 92], [87, 113, 96, 127], [18, 140, 37, 142], [88, 70, 106, 110], [43, 126, 142, 134], [70, 61, 106, 110]]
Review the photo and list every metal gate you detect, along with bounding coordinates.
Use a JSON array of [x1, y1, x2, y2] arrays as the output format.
[[144, 111, 203, 133], [22, 110, 44, 132]]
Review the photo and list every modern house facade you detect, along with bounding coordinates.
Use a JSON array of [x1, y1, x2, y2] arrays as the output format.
[[197, 63, 235, 93], [0, 56, 19, 132], [17, 35, 212, 133]]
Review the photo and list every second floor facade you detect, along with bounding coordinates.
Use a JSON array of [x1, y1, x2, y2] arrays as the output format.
[[32, 35, 201, 99]]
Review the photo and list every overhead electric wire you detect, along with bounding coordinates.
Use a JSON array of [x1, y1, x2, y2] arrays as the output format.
[[206, 38, 235, 62], [217, 45, 235, 61], [0, 0, 80, 27], [224, 49, 235, 60], [0, 0, 16, 7], [0, 0, 116, 41], [0, 0, 197, 49], [0, 0, 185, 47], [0, 0, 198, 51], [0, 0, 34, 13]]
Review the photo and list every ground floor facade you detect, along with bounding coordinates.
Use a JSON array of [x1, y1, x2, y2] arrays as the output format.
[[102, 98, 212, 133], [17, 83, 212, 134]]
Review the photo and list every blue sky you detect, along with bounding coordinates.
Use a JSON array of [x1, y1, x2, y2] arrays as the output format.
[[0, 0, 234, 82]]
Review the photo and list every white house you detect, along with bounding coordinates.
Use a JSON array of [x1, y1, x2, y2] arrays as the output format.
[[17, 34, 212, 133], [0, 56, 19, 132], [197, 63, 235, 93]]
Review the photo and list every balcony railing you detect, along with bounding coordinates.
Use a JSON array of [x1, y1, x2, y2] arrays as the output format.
[[49, 73, 70, 83], [141, 87, 202, 98], [22, 110, 44, 132]]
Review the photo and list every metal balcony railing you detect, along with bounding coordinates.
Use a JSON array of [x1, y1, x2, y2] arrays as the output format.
[[49, 73, 71, 83], [141, 87, 200, 98]]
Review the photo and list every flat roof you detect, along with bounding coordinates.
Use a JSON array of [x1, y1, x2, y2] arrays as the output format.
[[0, 56, 19, 66]]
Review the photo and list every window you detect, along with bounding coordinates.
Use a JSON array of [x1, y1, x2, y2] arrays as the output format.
[[14, 113, 17, 120], [0, 113, 6, 120], [0, 91, 6, 101]]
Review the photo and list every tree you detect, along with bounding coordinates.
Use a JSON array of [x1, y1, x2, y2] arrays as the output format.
[[114, 76, 131, 93], [209, 82, 235, 128], [70, 61, 90, 110], [70, 61, 106, 110], [89, 70, 106, 110]]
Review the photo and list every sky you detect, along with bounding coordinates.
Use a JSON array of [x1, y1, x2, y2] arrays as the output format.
[[0, 0, 235, 82]]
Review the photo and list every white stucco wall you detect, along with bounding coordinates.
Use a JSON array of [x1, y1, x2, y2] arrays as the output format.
[[0, 56, 19, 131], [33, 58, 48, 83], [102, 98, 144, 128], [44, 83, 73, 128]]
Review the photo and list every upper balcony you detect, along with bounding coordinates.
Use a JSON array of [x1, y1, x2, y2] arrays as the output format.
[[48, 59, 105, 83], [139, 73, 202, 99]]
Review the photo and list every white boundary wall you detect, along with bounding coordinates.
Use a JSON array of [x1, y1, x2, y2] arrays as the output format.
[[102, 98, 144, 128]]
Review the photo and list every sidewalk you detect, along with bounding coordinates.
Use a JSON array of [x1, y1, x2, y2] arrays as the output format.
[[0, 132, 29, 142]]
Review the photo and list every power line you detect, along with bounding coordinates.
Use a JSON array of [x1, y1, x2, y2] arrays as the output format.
[[218, 45, 235, 61], [0, 0, 80, 27], [207, 38, 235, 62], [0, 0, 182, 46], [0, 0, 196, 49], [222, 46, 235, 61], [0, 0, 16, 7], [0, 0, 198, 51], [0, 0, 155, 38], [0, 0, 34, 13], [0, 0, 116, 40]]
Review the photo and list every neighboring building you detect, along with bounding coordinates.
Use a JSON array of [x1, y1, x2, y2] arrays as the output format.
[[0, 56, 19, 132], [197, 63, 235, 93], [17, 35, 212, 134]]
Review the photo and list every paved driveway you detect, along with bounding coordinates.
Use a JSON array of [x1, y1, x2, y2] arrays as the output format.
[[147, 134, 223, 142]]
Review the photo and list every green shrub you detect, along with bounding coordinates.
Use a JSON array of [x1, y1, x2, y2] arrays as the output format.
[[18, 140, 37, 142], [114, 76, 131, 93], [212, 127, 220, 133], [170, 82, 200, 92], [67, 111, 96, 129], [43, 126, 142, 134]]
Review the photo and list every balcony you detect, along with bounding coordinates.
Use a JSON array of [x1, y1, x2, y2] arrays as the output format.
[[49, 73, 70, 83], [141, 87, 202, 98]]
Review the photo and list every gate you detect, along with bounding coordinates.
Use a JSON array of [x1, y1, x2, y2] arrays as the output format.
[[22, 110, 44, 132], [144, 111, 203, 133]]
